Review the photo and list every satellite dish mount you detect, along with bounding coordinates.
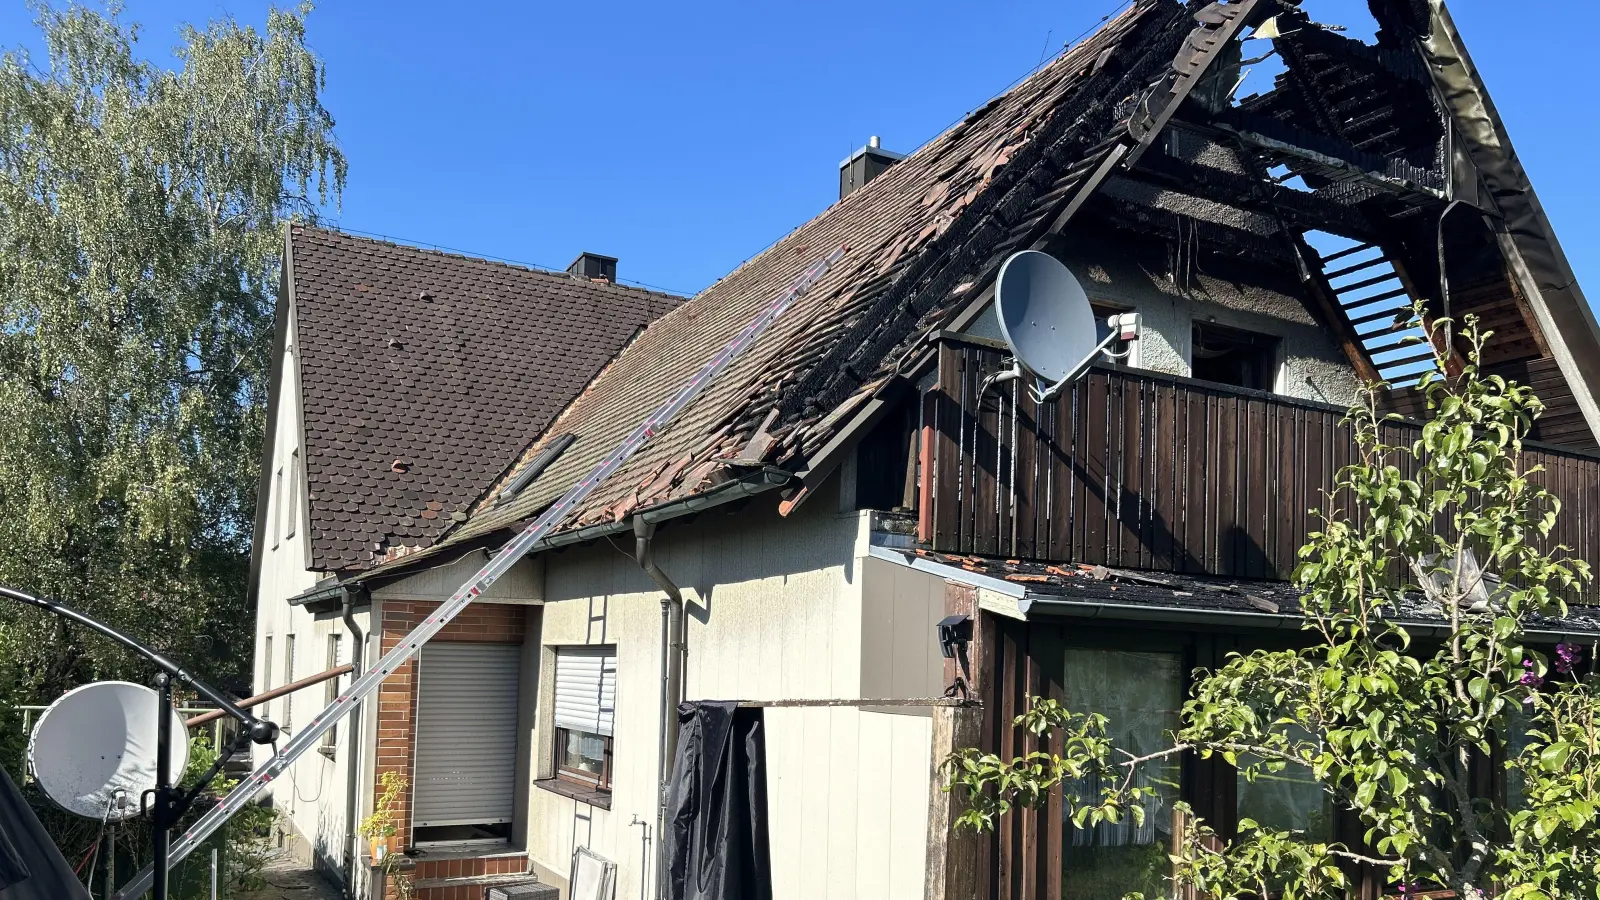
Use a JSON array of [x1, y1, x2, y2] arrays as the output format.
[[0, 586, 280, 900], [988, 250, 1141, 402]]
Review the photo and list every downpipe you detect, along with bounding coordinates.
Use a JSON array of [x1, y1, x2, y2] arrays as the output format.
[[340, 591, 365, 900], [634, 517, 684, 900]]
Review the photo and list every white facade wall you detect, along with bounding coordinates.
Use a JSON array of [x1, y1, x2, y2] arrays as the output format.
[[526, 496, 946, 900], [252, 303, 370, 873], [965, 235, 1363, 407], [251, 302, 548, 881]]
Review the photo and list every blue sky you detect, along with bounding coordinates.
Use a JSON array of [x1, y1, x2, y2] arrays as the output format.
[[4, 1, 1597, 301]]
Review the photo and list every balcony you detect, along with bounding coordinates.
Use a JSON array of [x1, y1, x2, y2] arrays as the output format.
[[921, 333, 1600, 599]]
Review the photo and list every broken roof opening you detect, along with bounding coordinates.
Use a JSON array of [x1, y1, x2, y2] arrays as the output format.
[[497, 433, 576, 505]]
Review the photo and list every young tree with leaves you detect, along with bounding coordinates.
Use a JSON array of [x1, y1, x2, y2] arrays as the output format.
[[945, 314, 1598, 899], [0, 2, 344, 700]]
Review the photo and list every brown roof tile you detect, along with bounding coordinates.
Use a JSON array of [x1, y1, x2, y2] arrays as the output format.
[[414, 3, 1177, 556], [288, 227, 681, 569]]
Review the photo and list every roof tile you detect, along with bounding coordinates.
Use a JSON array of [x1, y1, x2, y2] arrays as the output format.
[[289, 227, 681, 569]]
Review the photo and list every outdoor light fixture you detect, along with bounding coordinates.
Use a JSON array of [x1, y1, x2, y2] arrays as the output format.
[[937, 614, 973, 660]]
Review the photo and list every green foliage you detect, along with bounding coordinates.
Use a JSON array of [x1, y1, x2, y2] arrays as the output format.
[[174, 732, 278, 896], [0, 2, 342, 693], [944, 312, 1600, 899], [361, 771, 413, 899]]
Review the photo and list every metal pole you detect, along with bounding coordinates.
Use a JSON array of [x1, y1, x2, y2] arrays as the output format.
[[103, 824, 116, 900], [209, 849, 218, 900], [152, 673, 171, 900]]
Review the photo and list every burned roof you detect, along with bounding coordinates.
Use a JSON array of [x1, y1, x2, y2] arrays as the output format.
[[286, 226, 680, 570], [371, 0, 1600, 577], [412, 2, 1186, 554]]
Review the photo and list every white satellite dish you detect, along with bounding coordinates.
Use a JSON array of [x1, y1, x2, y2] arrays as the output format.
[[29, 681, 189, 821], [993, 250, 1140, 401]]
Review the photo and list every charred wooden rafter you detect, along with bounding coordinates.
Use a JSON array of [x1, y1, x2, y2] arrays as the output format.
[[1126, 149, 1380, 241], [1199, 108, 1446, 200], [1087, 195, 1295, 267]]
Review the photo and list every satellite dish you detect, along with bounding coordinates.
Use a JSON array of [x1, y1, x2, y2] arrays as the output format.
[[29, 681, 189, 821], [995, 250, 1098, 383]]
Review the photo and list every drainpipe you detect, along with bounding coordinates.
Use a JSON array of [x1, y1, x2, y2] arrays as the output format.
[[340, 589, 366, 900], [634, 516, 683, 900]]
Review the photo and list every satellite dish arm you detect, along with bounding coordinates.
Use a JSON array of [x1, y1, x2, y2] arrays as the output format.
[[0, 586, 277, 745], [1031, 313, 1142, 404]]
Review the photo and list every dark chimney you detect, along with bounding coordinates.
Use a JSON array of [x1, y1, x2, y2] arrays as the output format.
[[567, 252, 618, 283], [839, 135, 904, 199]]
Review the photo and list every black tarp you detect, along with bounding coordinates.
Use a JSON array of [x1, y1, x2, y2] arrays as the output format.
[[663, 701, 771, 900], [0, 767, 89, 900]]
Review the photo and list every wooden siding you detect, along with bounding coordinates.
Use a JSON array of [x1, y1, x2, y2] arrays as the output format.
[[928, 336, 1600, 595]]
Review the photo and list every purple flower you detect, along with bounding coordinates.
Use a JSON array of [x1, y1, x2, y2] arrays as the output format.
[[1555, 642, 1583, 675], [1521, 671, 1543, 688]]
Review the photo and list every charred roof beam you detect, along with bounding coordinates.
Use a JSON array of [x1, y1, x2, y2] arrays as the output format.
[[1127, 149, 1380, 241], [1085, 196, 1295, 267], [1194, 109, 1446, 200]]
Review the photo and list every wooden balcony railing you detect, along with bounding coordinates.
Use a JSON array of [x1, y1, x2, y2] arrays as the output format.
[[925, 334, 1600, 597]]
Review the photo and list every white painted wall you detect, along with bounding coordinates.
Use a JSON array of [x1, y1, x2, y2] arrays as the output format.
[[965, 233, 1362, 406], [252, 301, 369, 874], [526, 495, 946, 900]]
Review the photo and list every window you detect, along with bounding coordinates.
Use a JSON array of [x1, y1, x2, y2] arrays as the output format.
[[285, 450, 299, 540], [1091, 302, 1136, 368], [320, 634, 342, 751], [1191, 321, 1279, 391], [282, 634, 296, 733], [1236, 725, 1335, 842], [553, 647, 616, 791], [262, 635, 274, 722], [1062, 648, 1183, 900], [272, 467, 283, 549], [413, 642, 521, 846]]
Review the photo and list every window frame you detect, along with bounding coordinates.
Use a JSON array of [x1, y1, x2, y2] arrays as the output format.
[[281, 633, 296, 733], [1189, 319, 1283, 392], [1090, 300, 1138, 369], [320, 633, 341, 752], [553, 726, 613, 791], [285, 449, 299, 540], [271, 466, 283, 549], [262, 634, 274, 722]]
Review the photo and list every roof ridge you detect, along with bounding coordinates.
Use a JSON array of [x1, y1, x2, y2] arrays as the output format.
[[289, 223, 686, 301]]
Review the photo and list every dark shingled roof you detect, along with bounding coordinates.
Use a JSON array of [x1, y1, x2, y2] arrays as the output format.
[[288, 226, 680, 570]]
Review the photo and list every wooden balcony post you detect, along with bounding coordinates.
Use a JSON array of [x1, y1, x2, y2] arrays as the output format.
[[926, 701, 983, 900]]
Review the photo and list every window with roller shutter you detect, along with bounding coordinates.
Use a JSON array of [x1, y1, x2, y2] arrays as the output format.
[[553, 646, 616, 791], [412, 642, 521, 843]]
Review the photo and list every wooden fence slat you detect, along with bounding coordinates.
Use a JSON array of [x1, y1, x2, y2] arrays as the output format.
[[1153, 382, 1178, 572], [1014, 387, 1039, 559], [1183, 386, 1208, 574], [1084, 372, 1110, 566], [1118, 375, 1144, 568]]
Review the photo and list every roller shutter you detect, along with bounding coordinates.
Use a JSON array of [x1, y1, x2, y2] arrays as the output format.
[[413, 642, 521, 828], [554, 647, 616, 737]]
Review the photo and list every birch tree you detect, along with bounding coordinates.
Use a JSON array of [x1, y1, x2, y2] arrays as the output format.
[[0, 2, 344, 698]]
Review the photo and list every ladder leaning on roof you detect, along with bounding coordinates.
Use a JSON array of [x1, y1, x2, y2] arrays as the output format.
[[112, 243, 850, 900]]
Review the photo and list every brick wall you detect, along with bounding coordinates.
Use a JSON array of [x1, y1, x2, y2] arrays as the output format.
[[375, 600, 529, 899]]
